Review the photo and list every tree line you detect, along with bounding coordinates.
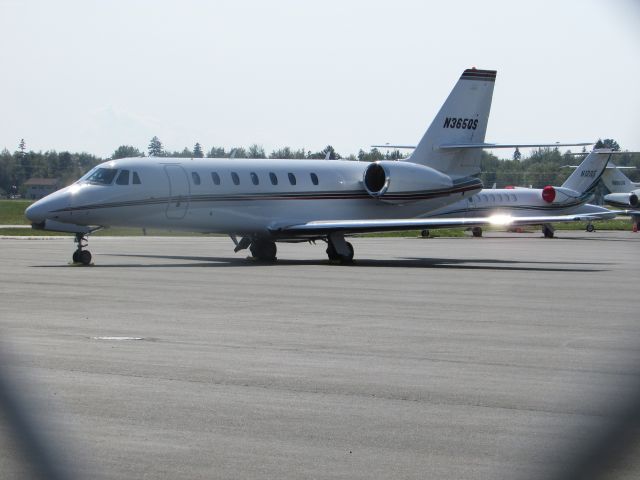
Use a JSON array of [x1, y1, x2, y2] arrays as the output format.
[[1, 137, 638, 197]]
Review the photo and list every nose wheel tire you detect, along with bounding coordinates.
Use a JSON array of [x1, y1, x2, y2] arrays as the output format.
[[586, 223, 595, 232], [72, 233, 92, 265]]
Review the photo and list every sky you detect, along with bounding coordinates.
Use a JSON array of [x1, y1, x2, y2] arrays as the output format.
[[0, 0, 638, 158]]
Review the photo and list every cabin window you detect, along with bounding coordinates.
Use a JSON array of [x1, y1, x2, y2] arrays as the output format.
[[231, 172, 240, 185], [132, 172, 141, 184], [86, 168, 117, 185], [191, 172, 201, 185], [116, 169, 130, 185], [211, 172, 221, 185], [250, 172, 259, 185], [288, 173, 297, 185], [310, 173, 319, 185], [269, 172, 278, 185]]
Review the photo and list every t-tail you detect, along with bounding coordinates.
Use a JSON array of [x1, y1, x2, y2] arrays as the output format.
[[405, 68, 496, 178], [560, 149, 612, 195], [600, 161, 639, 193]]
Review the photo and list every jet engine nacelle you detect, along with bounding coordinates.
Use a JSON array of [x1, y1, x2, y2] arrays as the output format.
[[541, 186, 586, 205], [363, 161, 453, 204], [604, 192, 640, 208]]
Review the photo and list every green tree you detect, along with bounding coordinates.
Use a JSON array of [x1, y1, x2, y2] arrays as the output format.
[[112, 145, 142, 159], [513, 147, 521, 161], [594, 138, 620, 151], [18, 139, 26, 157], [229, 147, 247, 158], [193, 143, 204, 158], [148, 136, 164, 157], [308, 145, 341, 159], [248, 144, 266, 158], [357, 148, 384, 162], [207, 146, 226, 158]]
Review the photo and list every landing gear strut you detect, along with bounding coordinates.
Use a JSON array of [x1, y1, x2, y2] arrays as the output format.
[[72, 233, 92, 265], [326, 233, 354, 263], [471, 227, 483, 238], [542, 224, 555, 239], [249, 238, 277, 262]]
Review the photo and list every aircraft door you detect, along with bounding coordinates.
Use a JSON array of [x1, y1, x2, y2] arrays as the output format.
[[164, 165, 190, 219]]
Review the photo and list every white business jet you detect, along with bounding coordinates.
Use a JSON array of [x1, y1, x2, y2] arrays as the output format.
[[424, 149, 615, 238], [25, 68, 606, 265], [600, 162, 640, 209]]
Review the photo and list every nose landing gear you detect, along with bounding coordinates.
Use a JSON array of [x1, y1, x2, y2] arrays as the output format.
[[72, 233, 92, 265]]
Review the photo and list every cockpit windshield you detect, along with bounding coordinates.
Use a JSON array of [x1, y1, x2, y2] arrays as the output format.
[[84, 168, 118, 185]]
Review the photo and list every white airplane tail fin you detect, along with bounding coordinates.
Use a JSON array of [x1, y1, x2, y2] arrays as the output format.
[[405, 68, 496, 178], [560, 149, 612, 194], [600, 161, 637, 193]]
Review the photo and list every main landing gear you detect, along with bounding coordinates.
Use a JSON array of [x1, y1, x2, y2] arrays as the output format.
[[249, 238, 277, 262], [471, 227, 483, 238], [542, 224, 555, 239], [586, 222, 595, 233], [72, 233, 92, 265], [231, 235, 278, 262], [326, 232, 354, 264]]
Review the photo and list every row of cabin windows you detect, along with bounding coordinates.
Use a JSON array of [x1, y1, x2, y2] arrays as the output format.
[[471, 193, 519, 203], [191, 171, 319, 187]]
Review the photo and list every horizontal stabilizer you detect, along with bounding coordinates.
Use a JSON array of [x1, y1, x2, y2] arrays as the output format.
[[372, 142, 593, 150], [439, 142, 593, 150]]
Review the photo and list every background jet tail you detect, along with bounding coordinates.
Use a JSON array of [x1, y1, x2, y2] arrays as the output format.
[[600, 161, 638, 193], [405, 68, 496, 178], [560, 149, 612, 194]]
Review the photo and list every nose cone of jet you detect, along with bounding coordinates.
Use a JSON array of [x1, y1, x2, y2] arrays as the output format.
[[25, 188, 71, 224], [25, 199, 48, 224]]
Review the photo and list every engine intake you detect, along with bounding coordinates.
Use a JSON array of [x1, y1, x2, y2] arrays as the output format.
[[542, 185, 556, 203], [630, 193, 639, 208], [362, 161, 456, 204]]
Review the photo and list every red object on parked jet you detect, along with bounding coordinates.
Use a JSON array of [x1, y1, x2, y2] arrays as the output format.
[[542, 185, 556, 203]]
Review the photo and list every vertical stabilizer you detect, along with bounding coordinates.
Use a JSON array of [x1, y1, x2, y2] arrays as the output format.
[[406, 68, 496, 178], [561, 149, 611, 194], [600, 161, 637, 193]]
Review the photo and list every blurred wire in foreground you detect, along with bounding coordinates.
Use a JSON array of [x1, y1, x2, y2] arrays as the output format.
[[0, 345, 73, 480]]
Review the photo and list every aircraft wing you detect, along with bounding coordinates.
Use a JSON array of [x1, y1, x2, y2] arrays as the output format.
[[270, 212, 615, 236]]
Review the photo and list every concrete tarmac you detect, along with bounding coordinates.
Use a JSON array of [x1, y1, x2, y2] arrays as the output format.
[[0, 232, 639, 479]]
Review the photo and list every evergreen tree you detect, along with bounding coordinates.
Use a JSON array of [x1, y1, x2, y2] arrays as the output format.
[[18, 139, 26, 156], [594, 138, 620, 151], [513, 147, 521, 161], [207, 146, 226, 158], [248, 144, 266, 158], [148, 136, 164, 157], [193, 142, 204, 158], [112, 145, 142, 159]]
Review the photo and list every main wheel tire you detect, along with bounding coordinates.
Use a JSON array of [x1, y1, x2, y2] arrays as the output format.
[[421, 229, 430, 238], [79, 250, 92, 265], [586, 224, 595, 232], [72, 250, 80, 263], [251, 240, 277, 262], [341, 242, 355, 264], [543, 227, 554, 238], [472, 227, 483, 238], [326, 242, 340, 261]]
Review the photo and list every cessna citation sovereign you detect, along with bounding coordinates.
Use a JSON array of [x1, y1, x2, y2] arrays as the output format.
[[601, 162, 640, 209], [425, 149, 615, 238], [25, 68, 608, 265]]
